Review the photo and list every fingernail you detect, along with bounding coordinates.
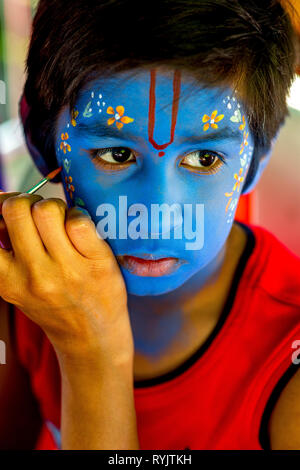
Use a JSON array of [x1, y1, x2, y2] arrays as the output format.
[[73, 206, 92, 219]]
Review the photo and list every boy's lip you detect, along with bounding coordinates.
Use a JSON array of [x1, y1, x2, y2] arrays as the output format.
[[116, 254, 186, 277]]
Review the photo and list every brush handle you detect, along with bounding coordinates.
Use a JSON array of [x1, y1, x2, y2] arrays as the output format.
[[26, 178, 48, 194]]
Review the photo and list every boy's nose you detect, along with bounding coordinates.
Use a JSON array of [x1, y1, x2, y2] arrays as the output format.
[[127, 166, 185, 237], [127, 200, 184, 238]]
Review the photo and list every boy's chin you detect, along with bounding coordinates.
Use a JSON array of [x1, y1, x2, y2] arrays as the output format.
[[121, 268, 189, 297]]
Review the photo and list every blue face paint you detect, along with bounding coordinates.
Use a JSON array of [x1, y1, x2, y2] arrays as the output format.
[[55, 69, 254, 297]]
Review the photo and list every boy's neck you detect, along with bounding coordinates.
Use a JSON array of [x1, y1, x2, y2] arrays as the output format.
[[129, 222, 249, 381]]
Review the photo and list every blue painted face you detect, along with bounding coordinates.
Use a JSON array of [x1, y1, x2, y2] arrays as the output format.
[[55, 69, 254, 296]]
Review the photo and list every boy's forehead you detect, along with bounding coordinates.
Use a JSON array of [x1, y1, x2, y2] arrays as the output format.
[[76, 70, 240, 111], [68, 69, 249, 142]]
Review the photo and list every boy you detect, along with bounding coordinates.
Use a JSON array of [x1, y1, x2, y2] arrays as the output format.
[[0, 0, 300, 450]]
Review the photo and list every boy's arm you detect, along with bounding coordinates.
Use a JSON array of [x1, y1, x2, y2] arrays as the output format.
[[58, 350, 139, 450], [0, 192, 140, 450], [0, 298, 43, 449], [269, 367, 300, 449]]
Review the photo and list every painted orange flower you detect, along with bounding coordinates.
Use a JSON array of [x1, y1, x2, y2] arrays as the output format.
[[71, 109, 79, 127], [65, 176, 75, 199], [232, 168, 244, 192], [225, 167, 245, 212], [225, 191, 234, 212], [107, 106, 134, 130], [239, 115, 246, 131], [60, 133, 71, 154], [239, 131, 249, 154], [202, 110, 224, 132]]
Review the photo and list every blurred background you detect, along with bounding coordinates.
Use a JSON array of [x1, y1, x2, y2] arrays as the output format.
[[0, 0, 300, 255], [0, 0, 65, 200]]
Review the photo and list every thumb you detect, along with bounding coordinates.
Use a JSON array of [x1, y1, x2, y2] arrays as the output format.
[[66, 206, 114, 260]]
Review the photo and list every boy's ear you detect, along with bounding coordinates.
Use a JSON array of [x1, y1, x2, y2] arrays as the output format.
[[242, 127, 282, 195], [19, 93, 54, 178], [241, 148, 272, 195]]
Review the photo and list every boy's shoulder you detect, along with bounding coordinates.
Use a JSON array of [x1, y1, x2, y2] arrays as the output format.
[[245, 222, 300, 308]]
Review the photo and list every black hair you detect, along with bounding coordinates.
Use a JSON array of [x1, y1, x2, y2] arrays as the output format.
[[23, 0, 299, 191]]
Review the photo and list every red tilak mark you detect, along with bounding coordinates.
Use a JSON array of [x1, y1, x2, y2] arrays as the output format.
[[148, 69, 181, 153], [158, 151, 165, 157]]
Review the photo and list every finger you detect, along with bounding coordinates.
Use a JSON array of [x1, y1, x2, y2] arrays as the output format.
[[31, 198, 79, 261], [65, 207, 115, 260], [1, 193, 47, 263], [0, 192, 22, 212], [0, 218, 12, 250], [0, 245, 14, 280], [0, 193, 24, 250]]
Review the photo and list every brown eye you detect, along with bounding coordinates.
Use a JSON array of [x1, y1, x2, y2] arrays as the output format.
[[88, 146, 136, 171], [110, 147, 133, 163], [180, 150, 225, 174], [97, 147, 135, 164], [198, 151, 217, 167], [93, 147, 136, 165]]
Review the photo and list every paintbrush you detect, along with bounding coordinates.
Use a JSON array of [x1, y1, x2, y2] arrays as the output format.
[[0, 167, 63, 248], [0, 166, 63, 211], [25, 166, 63, 194]]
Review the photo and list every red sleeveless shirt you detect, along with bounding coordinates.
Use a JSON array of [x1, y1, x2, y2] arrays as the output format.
[[11, 222, 300, 450]]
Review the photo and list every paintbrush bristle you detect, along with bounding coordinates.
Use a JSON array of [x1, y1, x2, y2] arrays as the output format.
[[46, 166, 63, 181]]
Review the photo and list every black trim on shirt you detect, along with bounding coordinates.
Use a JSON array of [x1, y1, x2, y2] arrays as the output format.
[[7, 300, 17, 352], [259, 361, 300, 450], [133, 220, 256, 388]]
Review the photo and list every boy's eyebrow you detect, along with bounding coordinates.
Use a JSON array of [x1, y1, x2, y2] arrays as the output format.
[[76, 121, 243, 144], [181, 127, 242, 144], [76, 121, 140, 141]]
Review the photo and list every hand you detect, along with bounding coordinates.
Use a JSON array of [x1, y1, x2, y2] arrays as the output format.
[[0, 192, 133, 365]]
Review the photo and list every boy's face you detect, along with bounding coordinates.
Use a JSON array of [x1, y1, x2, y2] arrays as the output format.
[[55, 69, 254, 296]]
